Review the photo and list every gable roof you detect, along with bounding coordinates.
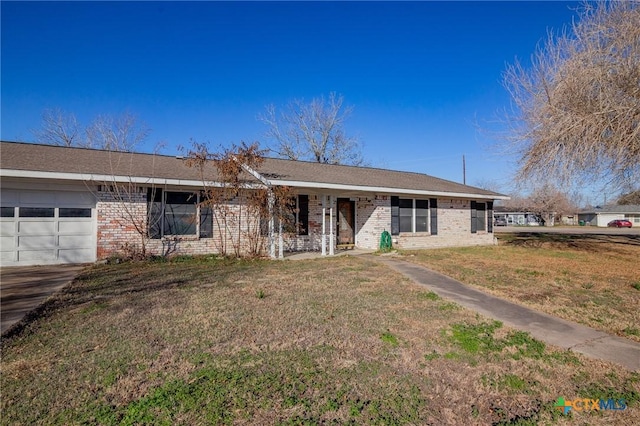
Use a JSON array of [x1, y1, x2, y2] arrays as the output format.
[[579, 205, 640, 214], [0, 141, 507, 200]]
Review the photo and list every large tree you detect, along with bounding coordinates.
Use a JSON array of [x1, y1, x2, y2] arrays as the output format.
[[502, 1, 640, 187], [259, 92, 364, 165], [33, 109, 149, 151]]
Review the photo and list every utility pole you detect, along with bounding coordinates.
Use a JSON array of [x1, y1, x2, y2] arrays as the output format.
[[462, 155, 466, 185]]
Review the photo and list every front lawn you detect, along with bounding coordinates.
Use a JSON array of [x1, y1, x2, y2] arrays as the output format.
[[1, 255, 639, 424], [402, 232, 640, 342]]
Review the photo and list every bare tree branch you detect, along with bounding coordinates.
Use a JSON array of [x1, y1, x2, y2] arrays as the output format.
[[33, 109, 149, 151], [259, 92, 364, 165], [32, 108, 82, 147], [501, 1, 640, 188]]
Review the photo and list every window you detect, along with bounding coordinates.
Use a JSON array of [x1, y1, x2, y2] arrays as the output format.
[[164, 192, 197, 235], [471, 201, 488, 233], [1, 207, 15, 217], [59, 208, 92, 218], [399, 198, 413, 233], [267, 194, 308, 236], [391, 197, 432, 235], [297, 195, 309, 235], [19, 207, 55, 218], [415, 200, 429, 232], [147, 189, 212, 239]]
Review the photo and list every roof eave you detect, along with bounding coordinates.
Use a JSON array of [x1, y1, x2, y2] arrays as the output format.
[[270, 179, 509, 200]]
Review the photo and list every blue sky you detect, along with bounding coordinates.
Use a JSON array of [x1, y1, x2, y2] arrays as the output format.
[[2, 1, 582, 193]]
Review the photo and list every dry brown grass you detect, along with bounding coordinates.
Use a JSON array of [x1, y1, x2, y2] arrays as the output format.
[[402, 233, 640, 342], [1, 254, 639, 425]]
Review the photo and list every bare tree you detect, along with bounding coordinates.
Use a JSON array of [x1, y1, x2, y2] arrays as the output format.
[[33, 109, 149, 152], [259, 92, 364, 165], [502, 1, 640, 188], [617, 189, 640, 205], [85, 112, 149, 151], [503, 184, 579, 223], [33, 108, 81, 147]]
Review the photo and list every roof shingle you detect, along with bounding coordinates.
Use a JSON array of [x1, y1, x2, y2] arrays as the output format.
[[1, 141, 504, 198]]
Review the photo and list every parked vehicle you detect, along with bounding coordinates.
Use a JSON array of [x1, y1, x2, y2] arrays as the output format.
[[607, 219, 632, 228], [494, 217, 507, 226]]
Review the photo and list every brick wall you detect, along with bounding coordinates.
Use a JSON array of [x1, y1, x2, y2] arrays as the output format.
[[395, 198, 496, 249], [97, 188, 496, 259], [96, 188, 147, 258]]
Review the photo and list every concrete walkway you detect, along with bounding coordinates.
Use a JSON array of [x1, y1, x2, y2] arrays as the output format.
[[369, 255, 640, 371], [0, 265, 85, 335]]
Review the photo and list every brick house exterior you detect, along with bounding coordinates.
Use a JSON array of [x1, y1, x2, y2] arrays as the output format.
[[1, 142, 507, 265]]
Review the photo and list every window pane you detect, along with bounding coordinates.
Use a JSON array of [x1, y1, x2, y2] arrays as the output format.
[[477, 203, 486, 231], [1, 207, 15, 217], [399, 198, 413, 209], [164, 203, 197, 235], [399, 216, 412, 233], [148, 202, 163, 239], [19, 207, 54, 218], [165, 191, 196, 204], [59, 208, 92, 218], [415, 215, 428, 232], [199, 206, 213, 238], [416, 200, 428, 210]]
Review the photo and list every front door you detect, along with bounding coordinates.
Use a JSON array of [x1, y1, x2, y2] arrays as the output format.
[[337, 198, 355, 245]]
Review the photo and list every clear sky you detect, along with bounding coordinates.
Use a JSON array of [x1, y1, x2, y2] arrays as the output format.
[[1, 1, 582, 193]]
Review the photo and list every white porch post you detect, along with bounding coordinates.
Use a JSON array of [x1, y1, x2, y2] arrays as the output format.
[[321, 195, 327, 256], [268, 191, 275, 259], [278, 209, 284, 259], [329, 195, 335, 256]]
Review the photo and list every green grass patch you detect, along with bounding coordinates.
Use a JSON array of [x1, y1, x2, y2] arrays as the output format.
[[446, 321, 546, 361], [417, 291, 440, 301], [381, 331, 399, 347]]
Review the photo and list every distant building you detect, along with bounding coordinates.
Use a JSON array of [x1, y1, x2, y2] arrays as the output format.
[[493, 206, 554, 227], [578, 205, 640, 227]]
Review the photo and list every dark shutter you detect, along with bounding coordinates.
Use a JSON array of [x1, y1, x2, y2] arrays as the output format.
[[487, 201, 494, 233], [470, 200, 477, 234], [430, 198, 438, 235], [298, 195, 309, 235], [147, 188, 163, 239], [390, 196, 400, 235]]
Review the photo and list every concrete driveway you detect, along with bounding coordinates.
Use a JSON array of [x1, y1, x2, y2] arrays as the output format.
[[1, 264, 85, 335]]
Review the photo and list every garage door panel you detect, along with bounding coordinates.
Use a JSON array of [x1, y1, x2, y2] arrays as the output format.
[[1, 236, 16, 250], [59, 221, 93, 235], [18, 249, 56, 262], [0, 251, 15, 262], [1, 189, 97, 266], [1, 221, 15, 236], [59, 248, 94, 263], [18, 221, 56, 235], [59, 235, 93, 248], [18, 235, 56, 249]]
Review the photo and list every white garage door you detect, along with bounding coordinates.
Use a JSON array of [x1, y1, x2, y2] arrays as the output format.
[[0, 189, 97, 266]]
